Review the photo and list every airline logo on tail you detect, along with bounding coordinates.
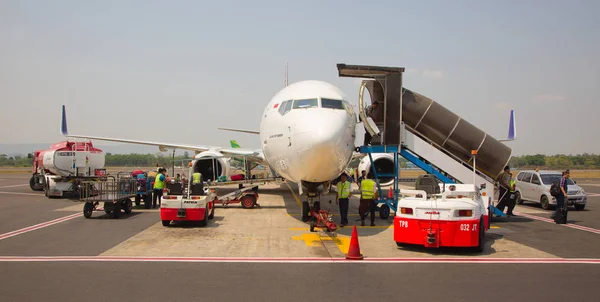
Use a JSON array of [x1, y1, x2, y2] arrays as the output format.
[[500, 109, 516, 142], [230, 140, 241, 148]]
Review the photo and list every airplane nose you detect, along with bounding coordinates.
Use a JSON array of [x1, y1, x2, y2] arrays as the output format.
[[294, 113, 350, 182]]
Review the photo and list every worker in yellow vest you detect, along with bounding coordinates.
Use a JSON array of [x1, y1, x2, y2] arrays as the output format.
[[335, 172, 352, 227], [153, 168, 166, 208], [359, 175, 379, 226], [192, 172, 202, 184]]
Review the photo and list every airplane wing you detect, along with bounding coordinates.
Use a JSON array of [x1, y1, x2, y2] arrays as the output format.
[[60, 105, 267, 164]]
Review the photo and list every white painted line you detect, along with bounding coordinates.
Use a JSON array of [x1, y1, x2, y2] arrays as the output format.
[[515, 212, 600, 235], [0, 191, 44, 197], [0, 256, 597, 264], [0, 213, 81, 241], [0, 184, 29, 188]]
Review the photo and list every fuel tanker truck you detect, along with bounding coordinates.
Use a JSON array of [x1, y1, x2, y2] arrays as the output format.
[[30, 140, 106, 198]]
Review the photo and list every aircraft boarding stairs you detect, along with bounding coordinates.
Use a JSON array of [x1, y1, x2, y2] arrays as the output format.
[[337, 63, 513, 222]]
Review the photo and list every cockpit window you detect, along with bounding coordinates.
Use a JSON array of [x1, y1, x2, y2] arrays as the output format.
[[278, 100, 293, 115], [293, 98, 318, 109], [321, 98, 345, 109]]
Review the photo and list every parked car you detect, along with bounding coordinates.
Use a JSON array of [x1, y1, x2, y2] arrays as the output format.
[[514, 170, 587, 211]]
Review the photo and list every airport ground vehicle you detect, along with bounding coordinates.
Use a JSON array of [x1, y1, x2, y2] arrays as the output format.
[[79, 172, 137, 219], [394, 182, 486, 252], [131, 170, 154, 209], [514, 170, 587, 211], [160, 166, 217, 226], [29, 140, 106, 198]]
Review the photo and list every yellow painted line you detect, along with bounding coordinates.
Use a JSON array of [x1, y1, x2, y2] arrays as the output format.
[[291, 233, 353, 254], [490, 225, 500, 229], [284, 181, 302, 208]]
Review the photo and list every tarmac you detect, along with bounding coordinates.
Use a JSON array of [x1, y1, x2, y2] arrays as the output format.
[[0, 172, 599, 301]]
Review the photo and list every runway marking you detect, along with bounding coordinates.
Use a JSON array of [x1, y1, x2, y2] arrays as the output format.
[[284, 182, 302, 208], [0, 213, 81, 241], [0, 191, 44, 197], [0, 256, 598, 264], [289, 225, 391, 231], [0, 184, 29, 188], [515, 212, 600, 235]]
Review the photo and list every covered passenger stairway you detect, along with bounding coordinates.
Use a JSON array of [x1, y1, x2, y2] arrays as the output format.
[[337, 63, 513, 222]]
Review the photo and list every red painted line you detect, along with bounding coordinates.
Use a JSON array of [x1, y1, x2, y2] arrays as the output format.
[[0, 256, 598, 264], [515, 212, 600, 235], [0, 213, 81, 241]]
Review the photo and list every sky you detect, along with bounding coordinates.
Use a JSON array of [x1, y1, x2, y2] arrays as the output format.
[[1, 0, 599, 157]]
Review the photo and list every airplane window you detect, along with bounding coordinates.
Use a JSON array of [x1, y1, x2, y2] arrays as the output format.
[[278, 101, 288, 115], [293, 98, 318, 109], [278, 100, 293, 115], [321, 98, 345, 109]]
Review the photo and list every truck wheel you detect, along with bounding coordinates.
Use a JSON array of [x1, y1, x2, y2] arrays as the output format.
[[199, 209, 208, 227], [162, 220, 170, 227], [379, 204, 390, 219], [473, 218, 485, 253], [123, 199, 133, 214], [240, 195, 255, 209], [134, 195, 141, 206], [301, 201, 310, 222], [30, 176, 42, 191], [83, 202, 94, 219], [208, 205, 215, 219]]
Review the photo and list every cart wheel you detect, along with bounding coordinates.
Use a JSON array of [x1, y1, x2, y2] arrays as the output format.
[[309, 220, 315, 232], [240, 195, 255, 209], [83, 202, 94, 219], [199, 209, 208, 227], [162, 220, 170, 227], [111, 202, 121, 219], [134, 195, 141, 206], [123, 199, 133, 214], [144, 194, 152, 209], [379, 204, 390, 220]]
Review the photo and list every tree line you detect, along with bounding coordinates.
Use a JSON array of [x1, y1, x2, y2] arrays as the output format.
[[1, 152, 600, 169]]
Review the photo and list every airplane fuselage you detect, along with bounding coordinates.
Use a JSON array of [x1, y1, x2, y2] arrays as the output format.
[[259, 80, 357, 185]]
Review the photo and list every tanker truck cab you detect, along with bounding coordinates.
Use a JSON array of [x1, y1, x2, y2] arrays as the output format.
[[394, 183, 486, 253]]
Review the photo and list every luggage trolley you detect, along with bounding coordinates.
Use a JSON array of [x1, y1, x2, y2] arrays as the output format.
[[79, 172, 137, 219]]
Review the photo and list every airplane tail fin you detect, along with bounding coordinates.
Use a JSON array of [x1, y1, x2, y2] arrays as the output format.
[[230, 140, 241, 148], [499, 109, 516, 142], [61, 105, 68, 135]]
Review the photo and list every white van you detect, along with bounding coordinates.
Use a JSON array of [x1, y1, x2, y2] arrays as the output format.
[[514, 170, 587, 211]]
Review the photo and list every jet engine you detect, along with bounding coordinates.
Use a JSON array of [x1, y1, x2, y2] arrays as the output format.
[[357, 153, 396, 186], [192, 151, 232, 182]]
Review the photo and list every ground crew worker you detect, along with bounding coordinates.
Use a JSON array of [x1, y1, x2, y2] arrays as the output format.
[[153, 168, 166, 208], [359, 175, 379, 226], [357, 170, 367, 188], [495, 166, 512, 214], [192, 172, 202, 184], [507, 178, 517, 216], [336, 172, 352, 227]]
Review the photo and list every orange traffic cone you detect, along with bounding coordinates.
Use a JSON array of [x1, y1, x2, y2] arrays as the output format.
[[388, 187, 393, 198], [346, 225, 364, 260]]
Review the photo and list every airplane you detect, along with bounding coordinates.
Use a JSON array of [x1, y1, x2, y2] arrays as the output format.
[[61, 79, 361, 220]]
